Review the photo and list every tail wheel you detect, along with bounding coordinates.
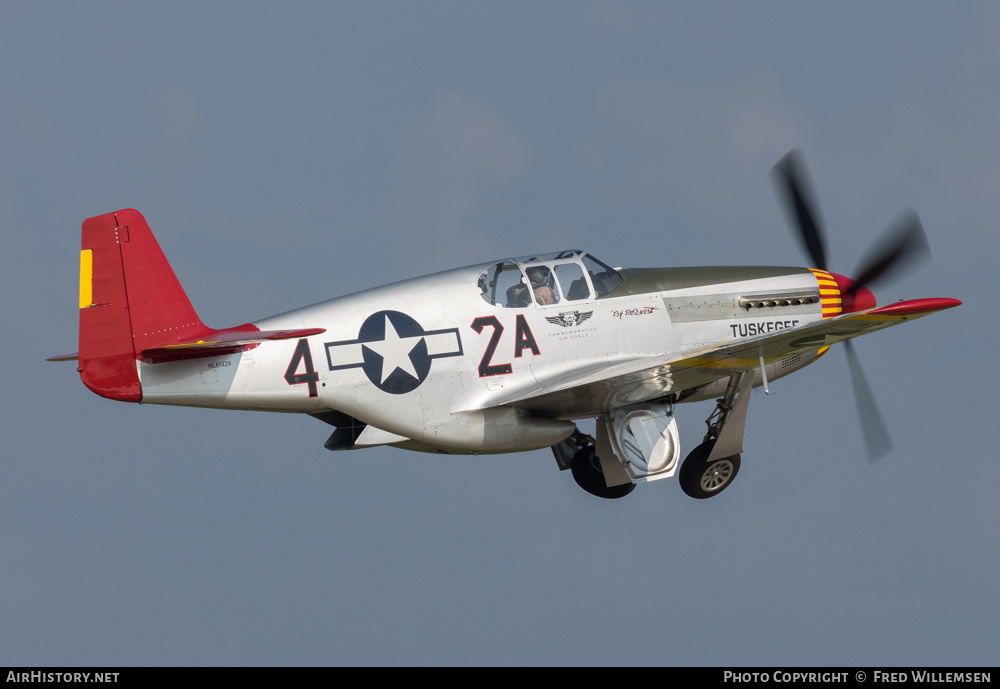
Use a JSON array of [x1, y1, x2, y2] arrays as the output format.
[[570, 446, 635, 500], [679, 440, 741, 499]]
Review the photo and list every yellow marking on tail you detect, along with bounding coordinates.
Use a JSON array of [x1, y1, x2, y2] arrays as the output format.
[[79, 249, 93, 308]]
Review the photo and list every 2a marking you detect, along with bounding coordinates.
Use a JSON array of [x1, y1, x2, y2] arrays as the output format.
[[471, 315, 540, 377]]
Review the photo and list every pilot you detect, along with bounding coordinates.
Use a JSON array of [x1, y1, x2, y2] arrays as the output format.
[[527, 267, 556, 305], [506, 279, 530, 307]]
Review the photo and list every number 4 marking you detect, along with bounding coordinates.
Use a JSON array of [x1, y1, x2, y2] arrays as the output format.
[[284, 339, 319, 397]]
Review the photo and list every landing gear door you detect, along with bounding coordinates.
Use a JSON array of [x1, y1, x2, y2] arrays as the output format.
[[601, 403, 681, 483]]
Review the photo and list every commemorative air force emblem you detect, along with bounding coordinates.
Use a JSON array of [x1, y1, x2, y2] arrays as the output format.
[[545, 310, 594, 328], [324, 310, 463, 394]]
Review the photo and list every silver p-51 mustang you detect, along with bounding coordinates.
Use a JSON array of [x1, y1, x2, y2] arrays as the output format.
[[50, 152, 960, 499]]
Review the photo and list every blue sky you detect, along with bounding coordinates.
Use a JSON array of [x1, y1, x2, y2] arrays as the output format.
[[2, 2, 995, 665]]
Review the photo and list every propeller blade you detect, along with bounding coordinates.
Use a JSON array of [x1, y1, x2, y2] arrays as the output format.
[[772, 149, 829, 272], [848, 210, 930, 295], [844, 340, 892, 463]]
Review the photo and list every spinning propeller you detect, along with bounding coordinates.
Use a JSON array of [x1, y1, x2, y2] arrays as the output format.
[[771, 150, 931, 462]]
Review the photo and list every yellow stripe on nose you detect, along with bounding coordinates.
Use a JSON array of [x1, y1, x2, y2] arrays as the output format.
[[810, 268, 844, 319], [79, 249, 93, 308]]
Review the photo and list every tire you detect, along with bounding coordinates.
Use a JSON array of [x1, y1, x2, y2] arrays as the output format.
[[570, 446, 636, 499], [679, 440, 741, 499]]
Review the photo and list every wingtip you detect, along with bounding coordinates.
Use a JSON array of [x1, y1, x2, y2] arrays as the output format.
[[870, 298, 961, 315]]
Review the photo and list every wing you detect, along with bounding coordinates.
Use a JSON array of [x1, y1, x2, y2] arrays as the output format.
[[465, 297, 960, 417]]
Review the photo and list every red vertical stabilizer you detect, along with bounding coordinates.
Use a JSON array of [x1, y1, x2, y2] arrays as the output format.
[[78, 209, 210, 402]]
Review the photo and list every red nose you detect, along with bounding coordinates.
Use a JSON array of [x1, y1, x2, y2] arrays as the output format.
[[830, 273, 876, 313]]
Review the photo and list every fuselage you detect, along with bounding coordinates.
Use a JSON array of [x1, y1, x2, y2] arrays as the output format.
[[138, 251, 832, 453]]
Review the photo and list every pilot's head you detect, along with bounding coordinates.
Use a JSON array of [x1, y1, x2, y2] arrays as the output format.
[[527, 267, 547, 286]]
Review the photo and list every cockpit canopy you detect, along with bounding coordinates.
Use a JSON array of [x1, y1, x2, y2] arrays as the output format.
[[477, 251, 623, 308]]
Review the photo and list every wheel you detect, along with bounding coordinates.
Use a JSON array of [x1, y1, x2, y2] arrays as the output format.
[[679, 440, 741, 499], [570, 446, 636, 499]]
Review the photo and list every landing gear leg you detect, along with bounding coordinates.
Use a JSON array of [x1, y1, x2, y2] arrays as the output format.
[[551, 428, 595, 471], [679, 372, 751, 499]]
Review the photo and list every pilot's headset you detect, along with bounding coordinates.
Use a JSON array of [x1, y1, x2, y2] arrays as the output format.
[[527, 267, 547, 286]]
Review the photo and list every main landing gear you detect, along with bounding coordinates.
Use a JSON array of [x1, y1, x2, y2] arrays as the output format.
[[552, 430, 635, 499], [571, 446, 636, 500], [679, 439, 741, 499], [554, 370, 751, 500], [677, 371, 752, 499]]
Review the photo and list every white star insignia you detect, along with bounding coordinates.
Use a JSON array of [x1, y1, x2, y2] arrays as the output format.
[[362, 315, 424, 383]]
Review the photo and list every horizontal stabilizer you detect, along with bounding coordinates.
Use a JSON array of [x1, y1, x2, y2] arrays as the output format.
[[50, 327, 326, 364], [138, 327, 326, 363]]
